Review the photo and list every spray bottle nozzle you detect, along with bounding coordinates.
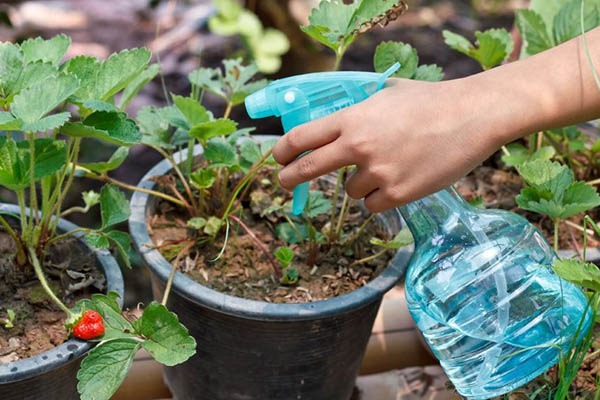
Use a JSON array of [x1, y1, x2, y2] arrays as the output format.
[[244, 63, 400, 215]]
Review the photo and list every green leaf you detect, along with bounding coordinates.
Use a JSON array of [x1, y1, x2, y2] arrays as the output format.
[[107, 230, 133, 269], [275, 222, 308, 244], [80, 147, 128, 174], [189, 119, 237, 144], [188, 59, 268, 105], [516, 9, 553, 56], [100, 184, 130, 228], [274, 246, 294, 268], [118, 63, 160, 110], [443, 29, 513, 70], [516, 160, 600, 218], [137, 105, 182, 149], [373, 41, 418, 79], [203, 216, 223, 236], [139, 302, 196, 366], [305, 191, 332, 218], [204, 137, 238, 168], [561, 181, 600, 217], [190, 169, 216, 190], [517, 160, 573, 201], [172, 95, 210, 126], [442, 30, 473, 55], [82, 99, 119, 113], [63, 48, 151, 101], [0, 137, 66, 190], [502, 144, 555, 167], [413, 64, 444, 82], [302, 0, 400, 54], [553, 258, 600, 291], [301, 0, 360, 52], [11, 72, 79, 131], [553, 0, 599, 45], [0, 42, 24, 98], [187, 217, 207, 230], [370, 229, 413, 249], [240, 139, 262, 164], [0, 111, 21, 130], [62, 111, 142, 146], [281, 267, 299, 285], [85, 233, 110, 249], [77, 338, 140, 400], [20, 35, 70, 66], [75, 292, 135, 341], [468, 196, 486, 209], [7, 61, 58, 103]]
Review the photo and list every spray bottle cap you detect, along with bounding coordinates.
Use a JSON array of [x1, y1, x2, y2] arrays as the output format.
[[245, 86, 273, 119]]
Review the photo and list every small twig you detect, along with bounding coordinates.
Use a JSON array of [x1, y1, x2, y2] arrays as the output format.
[[162, 240, 194, 306], [565, 220, 594, 236], [343, 213, 376, 247], [350, 248, 388, 267], [567, 225, 583, 260], [147, 237, 194, 250], [228, 214, 281, 278], [28, 247, 73, 317]]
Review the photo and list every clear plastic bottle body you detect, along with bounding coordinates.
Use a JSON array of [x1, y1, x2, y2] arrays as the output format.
[[401, 188, 592, 399]]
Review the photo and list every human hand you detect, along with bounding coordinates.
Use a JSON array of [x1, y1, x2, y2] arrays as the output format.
[[272, 77, 507, 212]]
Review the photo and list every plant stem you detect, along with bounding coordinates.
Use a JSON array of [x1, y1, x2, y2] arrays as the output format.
[[28, 132, 38, 229], [350, 248, 388, 267], [328, 170, 344, 242], [344, 213, 376, 246], [16, 190, 28, 241], [333, 49, 344, 71], [223, 101, 233, 119], [28, 247, 72, 317], [0, 214, 26, 265], [587, 178, 600, 185], [46, 227, 89, 247], [221, 150, 273, 220], [185, 138, 195, 177], [161, 240, 194, 306], [79, 167, 187, 207], [554, 219, 560, 253], [151, 145, 198, 212], [335, 192, 350, 237], [228, 214, 281, 278], [60, 206, 88, 218]]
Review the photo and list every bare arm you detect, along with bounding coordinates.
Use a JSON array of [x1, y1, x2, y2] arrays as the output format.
[[272, 27, 600, 212]]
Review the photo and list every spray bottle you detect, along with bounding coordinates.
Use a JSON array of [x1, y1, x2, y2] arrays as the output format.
[[245, 68, 592, 399]]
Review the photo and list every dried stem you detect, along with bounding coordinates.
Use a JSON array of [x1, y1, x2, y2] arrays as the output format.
[[162, 240, 194, 306]]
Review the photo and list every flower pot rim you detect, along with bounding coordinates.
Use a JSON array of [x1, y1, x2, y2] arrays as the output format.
[[129, 135, 411, 321], [0, 203, 125, 384]]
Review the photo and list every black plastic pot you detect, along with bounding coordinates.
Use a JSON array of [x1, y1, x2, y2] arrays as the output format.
[[129, 136, 412, 400], [0, 204, 125, 400]]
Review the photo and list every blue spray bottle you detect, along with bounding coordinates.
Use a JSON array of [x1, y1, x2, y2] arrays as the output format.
[[245, 67, 592, 399]]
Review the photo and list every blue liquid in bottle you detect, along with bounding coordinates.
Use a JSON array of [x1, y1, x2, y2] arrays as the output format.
[[400, 187, 592, 399]]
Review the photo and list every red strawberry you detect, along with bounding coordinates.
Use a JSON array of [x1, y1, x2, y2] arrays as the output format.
[[72, 310, 105, 340]]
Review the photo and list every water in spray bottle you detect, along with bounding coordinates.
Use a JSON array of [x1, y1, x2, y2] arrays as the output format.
[[244, 65, 592, 399]]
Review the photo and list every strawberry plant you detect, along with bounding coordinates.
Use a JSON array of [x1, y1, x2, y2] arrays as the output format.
[[135, 0, 415, 304], [208, 0, 290, 73], [0, 35, 194, 400]]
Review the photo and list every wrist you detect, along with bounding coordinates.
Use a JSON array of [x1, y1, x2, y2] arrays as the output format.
[[458, 66, 553, 148]]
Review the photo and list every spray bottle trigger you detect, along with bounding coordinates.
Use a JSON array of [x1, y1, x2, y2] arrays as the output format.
[[377, 62, 401, 90]]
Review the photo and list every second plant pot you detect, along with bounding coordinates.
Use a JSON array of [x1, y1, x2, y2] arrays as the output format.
[[129, 136, 412, 400], [0, 204, 125, 400]]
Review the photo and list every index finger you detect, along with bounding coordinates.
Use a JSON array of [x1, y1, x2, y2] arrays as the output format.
[[272, 111, 343, 166]]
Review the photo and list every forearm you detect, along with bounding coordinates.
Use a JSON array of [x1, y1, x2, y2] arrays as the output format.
[[461, 26, 600, 146]]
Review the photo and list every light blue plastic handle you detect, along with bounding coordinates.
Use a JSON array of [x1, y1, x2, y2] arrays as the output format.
[[293, 182, 309, 215]]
